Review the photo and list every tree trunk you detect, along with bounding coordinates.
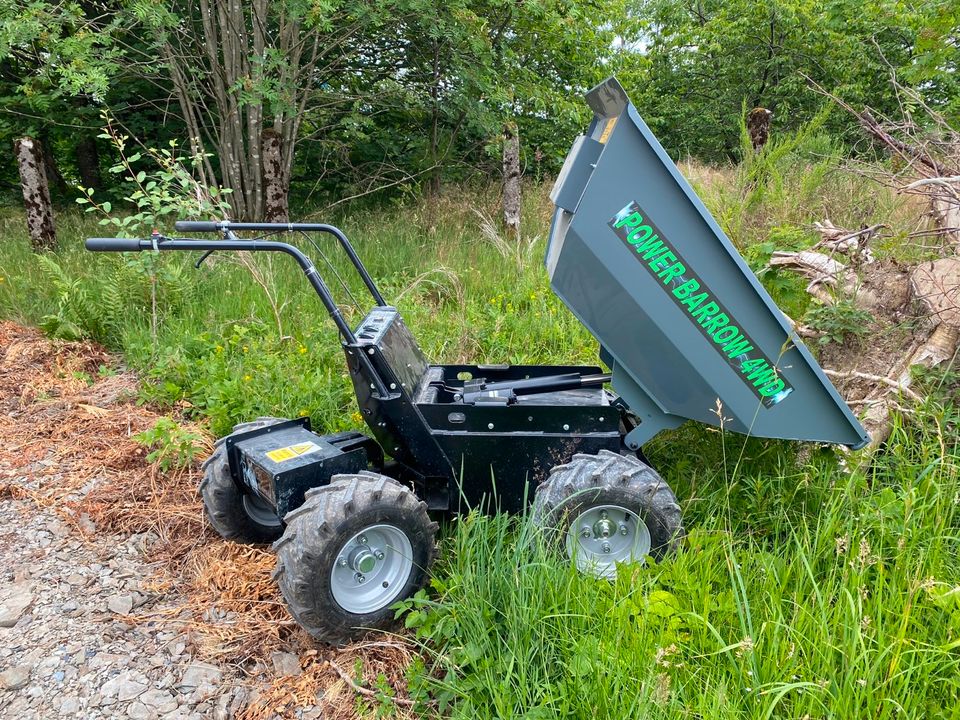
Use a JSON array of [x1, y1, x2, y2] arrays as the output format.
[[38, 133, 68, 198], [261, 128, 288, 223], [14, 137, 56, 251], [75, 136, 102, 190], [502, 122, 521, 236]]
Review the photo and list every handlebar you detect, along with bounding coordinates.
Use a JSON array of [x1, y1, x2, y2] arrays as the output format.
[[172, 220, 386, 307], [84, 223, 392, 398], [173, 221, 219, 232], [86, 238, 146, 252]]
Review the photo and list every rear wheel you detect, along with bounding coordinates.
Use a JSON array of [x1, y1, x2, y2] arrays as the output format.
[[200, 417, 286, 543], [273, 472, 437, 645], [532, 449, 682, 577]]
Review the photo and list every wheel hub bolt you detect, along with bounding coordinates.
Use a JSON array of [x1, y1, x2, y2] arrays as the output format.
[[358, 534, 368, 544], [354, 572, 366, 584], [374, 549, 385, 560], [593, 517, 615, 539], [350, 548, 378, 574], [581, 526, 592, 538], [337, 557, 347, 567], [601, 542, 612, 554], [619, 524, 629, 536]]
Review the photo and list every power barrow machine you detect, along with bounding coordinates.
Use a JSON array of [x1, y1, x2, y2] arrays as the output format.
[[86, 77, 868, 643]]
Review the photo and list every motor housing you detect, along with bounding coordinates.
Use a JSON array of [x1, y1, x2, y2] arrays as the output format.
[[224, 419, 373, 518]]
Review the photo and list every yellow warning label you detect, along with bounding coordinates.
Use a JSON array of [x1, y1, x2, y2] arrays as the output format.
[[266, 441, 320, 463], [598, 117, 618, 144]]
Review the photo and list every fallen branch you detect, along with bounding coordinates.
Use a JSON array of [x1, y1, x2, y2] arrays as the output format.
[[327, 659, 416, 708], [769, 250, 872, 305], [856, 109, 951, 178], [780, 311, 824, 340], [812, 220, 883, 262], [904, 176, 960, 194], [822, 369, 922, 401]]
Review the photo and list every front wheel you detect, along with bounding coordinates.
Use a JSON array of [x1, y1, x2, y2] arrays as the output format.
[[199, 417, 286, 544], [273, 472, 437, 645], [531, 449, 682, 578]]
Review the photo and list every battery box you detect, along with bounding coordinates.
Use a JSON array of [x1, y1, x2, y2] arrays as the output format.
[[226, 421, 369, 519]]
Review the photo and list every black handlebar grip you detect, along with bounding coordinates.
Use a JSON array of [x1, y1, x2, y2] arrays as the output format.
[[85, 238, 145, 252], [174, 221, 221, 232]]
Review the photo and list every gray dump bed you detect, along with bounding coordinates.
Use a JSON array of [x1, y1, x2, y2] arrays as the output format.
[[546, 77, 869, 450]]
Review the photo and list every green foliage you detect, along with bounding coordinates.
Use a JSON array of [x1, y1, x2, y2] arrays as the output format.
[[32, 250, 195, 344], [134, 417, 205, 471], [803, 299, 873, 346], [911, 362, 960, 434], [391, 414, 960, 718], [76, 115, 231, 234], [0, 1, 120, 102], [622, 0, 958, 161], [0, 155, 955, 716], [0, 1, 125, 197], [35, 253, 125, 342], [138, 325, 356, 437], [3, 0, 958, 206]]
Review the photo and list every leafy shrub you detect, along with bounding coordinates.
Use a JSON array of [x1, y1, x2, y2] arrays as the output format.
[[135, 417, 205, 470], [803, 299, 873, 345], [76, 113, 231, 235]]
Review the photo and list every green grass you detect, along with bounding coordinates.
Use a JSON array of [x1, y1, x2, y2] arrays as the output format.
[[402, 416, 960, 718], [1, 149, 958, 718], [0, 186, 592, 435]]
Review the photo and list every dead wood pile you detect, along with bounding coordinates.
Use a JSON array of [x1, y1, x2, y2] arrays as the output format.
[[771, 82, 959, 448]]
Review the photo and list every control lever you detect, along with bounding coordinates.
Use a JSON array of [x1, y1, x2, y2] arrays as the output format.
[[193, 229, 240, 268]]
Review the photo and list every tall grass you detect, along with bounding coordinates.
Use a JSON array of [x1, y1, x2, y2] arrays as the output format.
[[0, 186, 591, 434], [403, 414, 960, 718]]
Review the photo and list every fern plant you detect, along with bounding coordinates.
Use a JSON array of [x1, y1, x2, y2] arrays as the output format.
[[37, 255, 125, 343], [37, 253, 196, 345]]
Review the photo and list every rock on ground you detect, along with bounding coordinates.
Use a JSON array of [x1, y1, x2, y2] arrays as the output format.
[[0, 495, 246, 719]]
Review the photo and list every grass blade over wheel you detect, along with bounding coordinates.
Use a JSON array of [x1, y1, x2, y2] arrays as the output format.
[[531, 449, 683, 577], [272, 472, 438, 645]]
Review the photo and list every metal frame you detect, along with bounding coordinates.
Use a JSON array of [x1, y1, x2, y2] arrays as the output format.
[[86, 221, 628, 515]]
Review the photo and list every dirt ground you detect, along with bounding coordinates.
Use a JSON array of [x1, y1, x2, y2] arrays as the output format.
[[0, 322, 417, 719]]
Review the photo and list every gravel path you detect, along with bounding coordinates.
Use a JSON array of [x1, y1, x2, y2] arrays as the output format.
[[0, 496, 251, 719], [0, 322, 415, 720]]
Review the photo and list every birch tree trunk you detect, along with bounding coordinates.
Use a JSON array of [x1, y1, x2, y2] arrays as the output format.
[[261, 128, 288, 223], [14, 137, 56, 251], [502, 122, 521, 236]]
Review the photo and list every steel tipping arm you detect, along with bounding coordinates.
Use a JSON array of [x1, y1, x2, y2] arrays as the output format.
[[173, 221, 386, 306]]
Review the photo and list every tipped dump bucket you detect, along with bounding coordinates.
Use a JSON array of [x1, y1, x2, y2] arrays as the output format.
[[546, 77, 869, 450]]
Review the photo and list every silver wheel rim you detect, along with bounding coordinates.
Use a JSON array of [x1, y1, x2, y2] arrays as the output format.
[[565, 504, 651, 579], [330, 524, 414, 614], [242, 493, 282, 528]]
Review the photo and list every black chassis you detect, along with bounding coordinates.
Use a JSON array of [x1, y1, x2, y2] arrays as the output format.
[[344, 307, 622, 513], [86, 221, 634, 518]]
